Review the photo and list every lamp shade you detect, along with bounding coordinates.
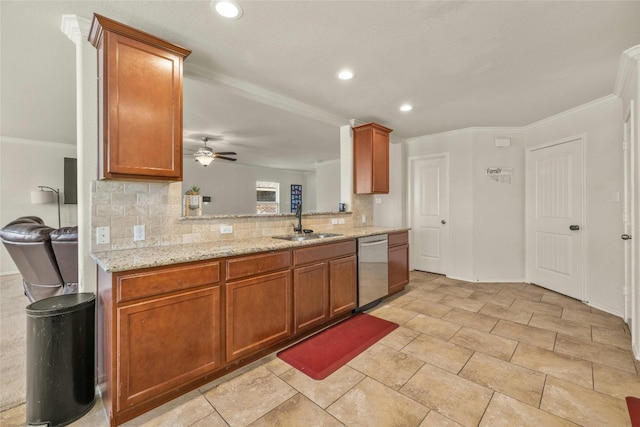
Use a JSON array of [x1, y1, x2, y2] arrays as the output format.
[[31, 190, 55, 204], [195, 156, 214, 167]]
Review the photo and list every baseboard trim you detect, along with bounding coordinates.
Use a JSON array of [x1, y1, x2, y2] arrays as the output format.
[[0, 270, 20, 277]]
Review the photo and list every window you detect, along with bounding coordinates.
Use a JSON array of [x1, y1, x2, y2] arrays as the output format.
[[256, 181, 279, 214]]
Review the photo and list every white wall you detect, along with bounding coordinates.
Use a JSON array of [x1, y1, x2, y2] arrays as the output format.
[[406, 129, 475, 280], [1, 138, 78, 275], [471, 129, 525, 282], [315, 159, 340, 212], [525, 96, 625, 315], [373, 142, 406, 227], [183, 160, 315, 215], [303, 171, 317, 212], [615, 47, 640, 358], [405, 129, 525, 282], [399, 96, 625, 314]]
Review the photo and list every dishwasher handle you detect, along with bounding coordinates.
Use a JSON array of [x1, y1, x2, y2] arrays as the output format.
[[359, 239, 388, 248]]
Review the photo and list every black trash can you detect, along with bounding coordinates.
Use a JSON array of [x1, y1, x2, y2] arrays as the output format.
[[26, 293, 96, 427]]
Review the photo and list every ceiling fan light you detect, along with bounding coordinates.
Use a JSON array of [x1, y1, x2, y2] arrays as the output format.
[[195, 156, 215, 167]]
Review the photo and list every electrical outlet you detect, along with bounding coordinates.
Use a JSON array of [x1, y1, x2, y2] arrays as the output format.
[[220, 225, 233, 234], [338, 218, 345, 224], [361, 215, 366, 223], [134, 225, 145, 241], [331, 218, 338, 225], [375, 197, 382, 204], [96, 226, 110, 245]]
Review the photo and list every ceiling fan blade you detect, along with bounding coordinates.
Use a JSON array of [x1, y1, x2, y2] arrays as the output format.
[[213, 155, 237, 161], [213, 152, 237, 156]]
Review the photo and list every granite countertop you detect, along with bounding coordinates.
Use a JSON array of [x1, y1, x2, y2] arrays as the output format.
[[91, 226, 409, 272]]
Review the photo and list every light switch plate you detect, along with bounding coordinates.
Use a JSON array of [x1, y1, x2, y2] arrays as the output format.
[[134, 225, 145, 241], [220, 225, 233, 234], [331, 218, 338, 225], [96, 226, 110, 245]]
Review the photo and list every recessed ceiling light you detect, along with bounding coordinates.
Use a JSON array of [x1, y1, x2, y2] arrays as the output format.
[[400, 104, 413, 112], [337, 69, 354, 80], [211, 1, 243, 19]]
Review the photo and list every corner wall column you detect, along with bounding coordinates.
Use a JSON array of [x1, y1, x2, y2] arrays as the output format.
[[61, 15, 98, 293]]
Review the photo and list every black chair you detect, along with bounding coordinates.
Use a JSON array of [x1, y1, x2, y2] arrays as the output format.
[[50, 226, 79, 285], [0, 217, 77, 302]]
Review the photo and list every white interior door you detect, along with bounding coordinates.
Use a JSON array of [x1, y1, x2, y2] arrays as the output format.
[[623, 102, 636, 323], [526, 138, 585, 300], [409, 154, 448, 274]]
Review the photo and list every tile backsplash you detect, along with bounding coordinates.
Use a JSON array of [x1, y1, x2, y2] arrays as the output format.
[[91, 181, 372, 252]]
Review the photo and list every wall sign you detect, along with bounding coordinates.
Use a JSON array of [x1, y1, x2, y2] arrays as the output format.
[[486, 167, 513, 184]]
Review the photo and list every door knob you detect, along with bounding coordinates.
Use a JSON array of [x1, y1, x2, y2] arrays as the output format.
[[441, 220, 446, 225], [621, 234, 632, 240], [569, 225, 580, 231]]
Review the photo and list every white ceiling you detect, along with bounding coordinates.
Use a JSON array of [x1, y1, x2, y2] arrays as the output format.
[[2, 1, 639, 170]]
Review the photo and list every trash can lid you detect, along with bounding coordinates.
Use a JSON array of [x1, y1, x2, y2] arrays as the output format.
[[26, 293, 95, 316]]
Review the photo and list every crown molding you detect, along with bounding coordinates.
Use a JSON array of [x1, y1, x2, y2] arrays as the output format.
[[1, 136, 76, 149], [60, 15, 91, 45], [614, 45, 640, 98], [184, 62, 350, 128], [525, 94, 619, 130], [405, 126, 523, 145], [405, 95, 618, 143]]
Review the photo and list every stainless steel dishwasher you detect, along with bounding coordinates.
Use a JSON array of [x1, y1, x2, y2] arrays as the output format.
[[357, 234, 388, 310]]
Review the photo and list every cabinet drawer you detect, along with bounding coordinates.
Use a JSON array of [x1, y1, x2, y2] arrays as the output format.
[[293, 240, 356, 266], [117, 261, 220, 303], [388, 231, 408, 247], [226, 250, 291, 281]]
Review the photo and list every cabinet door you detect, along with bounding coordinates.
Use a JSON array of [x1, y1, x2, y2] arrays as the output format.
[[293, 262, 329, 333], [116, 287, 221, 411], [225, 271, 292, 362], [353, 123, 392, 194], [371, 127, 390, 193], [329, 255, 357, 317], [102, 32, 184, 180], [389, 244, 409, 295]]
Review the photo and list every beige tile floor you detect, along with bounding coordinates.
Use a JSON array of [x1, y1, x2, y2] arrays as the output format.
[[2, 271, 639, 426]]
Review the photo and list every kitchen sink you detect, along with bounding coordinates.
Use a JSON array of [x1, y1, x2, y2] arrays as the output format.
[[272, 232, 342, 241]]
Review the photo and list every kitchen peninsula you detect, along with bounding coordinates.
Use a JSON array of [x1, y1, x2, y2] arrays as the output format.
[[87, 12, 409, 425], [92, 226, 409, 426]]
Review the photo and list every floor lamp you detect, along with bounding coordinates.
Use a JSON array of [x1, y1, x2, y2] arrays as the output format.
[[31, 186, 61, 228]]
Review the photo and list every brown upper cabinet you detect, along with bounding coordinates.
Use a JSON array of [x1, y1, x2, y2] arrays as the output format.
[[89, 14, 191, 181], [353, 122, 393, 194]]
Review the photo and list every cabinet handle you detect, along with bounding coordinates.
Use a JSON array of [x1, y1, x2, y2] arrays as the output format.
[[569, 225, 580, 231], [621, 234, 632, 240], [441, 220, 447, 225]]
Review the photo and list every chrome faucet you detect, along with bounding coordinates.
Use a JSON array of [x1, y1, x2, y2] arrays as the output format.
[[293, 202, 302, 233]]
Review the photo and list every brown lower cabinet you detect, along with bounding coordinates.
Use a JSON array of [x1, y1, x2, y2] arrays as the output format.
[[388, 231, 410, 295], [329, 255, 358, 317], [293, 262, 329, 332], [225, 270, 292, 362], [116, 287, 221, 411], [292, 240, 357, 334], [97, 236, 403, 426], [98, 260, 222, 425]]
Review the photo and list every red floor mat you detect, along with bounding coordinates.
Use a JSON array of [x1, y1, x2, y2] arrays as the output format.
[[627, 396, 640, 427], [278, 313, 398, 380]]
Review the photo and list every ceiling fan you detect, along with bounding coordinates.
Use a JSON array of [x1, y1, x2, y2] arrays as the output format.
[[188, 136, 237, 167]]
